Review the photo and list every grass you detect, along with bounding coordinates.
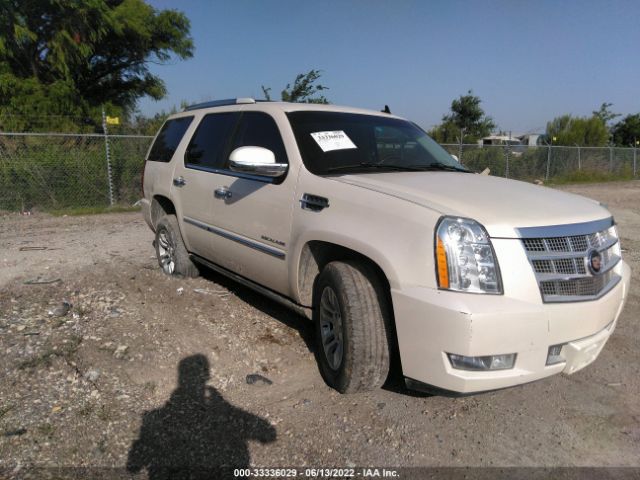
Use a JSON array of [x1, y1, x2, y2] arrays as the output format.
[[48, 205, 141, 216]]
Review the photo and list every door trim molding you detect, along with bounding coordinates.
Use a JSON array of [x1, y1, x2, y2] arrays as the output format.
[[183, 216, 286, 259]]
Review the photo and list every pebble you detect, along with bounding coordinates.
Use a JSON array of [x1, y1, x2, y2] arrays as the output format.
[[113, 345, 128, 359], [84, 369, 100, 382], [246, 373, 273, 385]]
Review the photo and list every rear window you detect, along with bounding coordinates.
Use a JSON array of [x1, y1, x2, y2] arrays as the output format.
[[147, 116, 194, 162]]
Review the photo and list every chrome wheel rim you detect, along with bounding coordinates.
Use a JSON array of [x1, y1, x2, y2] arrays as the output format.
[[319, 286, 344, 371], [157, 229, 176, 275]]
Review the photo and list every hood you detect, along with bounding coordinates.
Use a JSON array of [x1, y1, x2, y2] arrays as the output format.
[[330, 172, 611, 238]]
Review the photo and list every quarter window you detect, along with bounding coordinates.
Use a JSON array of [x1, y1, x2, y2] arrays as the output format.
[[147, 116, 193, 162]]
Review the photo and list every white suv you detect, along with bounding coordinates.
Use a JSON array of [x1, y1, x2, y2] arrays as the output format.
[[141, 98, 630, 394]]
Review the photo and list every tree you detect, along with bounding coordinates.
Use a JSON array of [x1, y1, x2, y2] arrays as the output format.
[[611, 114, 640, 146], [592, 102, 620, 127], [428, 91, 495, 143], [0, 0, 193, 131], [261, 70, 329, 104], [545, 114, 609, 146]]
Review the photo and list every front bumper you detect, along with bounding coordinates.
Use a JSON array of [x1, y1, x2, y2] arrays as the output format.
[[392, 261, 630, 394]]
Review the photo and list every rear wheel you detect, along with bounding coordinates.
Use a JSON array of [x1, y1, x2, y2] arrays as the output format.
[[313, 260, 391, 393], [154, 215, 199, 278]]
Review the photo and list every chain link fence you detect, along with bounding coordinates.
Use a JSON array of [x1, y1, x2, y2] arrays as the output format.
[[441, 144, 638, 182], [0, 133, 638, 212], [0, 132, 152, 211]]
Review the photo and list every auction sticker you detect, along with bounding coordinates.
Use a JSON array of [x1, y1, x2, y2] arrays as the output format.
[[310, 131, 357, 152]]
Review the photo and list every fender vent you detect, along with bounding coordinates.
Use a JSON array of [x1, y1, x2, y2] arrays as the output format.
[[300, 194, 329, 212]]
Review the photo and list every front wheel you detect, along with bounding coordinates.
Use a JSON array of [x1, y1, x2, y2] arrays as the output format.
[[154, 215, 199, 278], [313, 261, 391, 393]]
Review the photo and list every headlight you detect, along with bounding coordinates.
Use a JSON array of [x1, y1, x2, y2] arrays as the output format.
[[435, 217, 502, 294]]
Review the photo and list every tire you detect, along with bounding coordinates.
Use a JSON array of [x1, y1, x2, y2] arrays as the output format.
[[154, 215, 199, 278], [313, 260, 391, 393]]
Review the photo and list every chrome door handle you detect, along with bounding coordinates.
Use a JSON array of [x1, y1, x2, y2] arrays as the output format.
[[173, 176, 186, 187], [214, 187, 232, 199]]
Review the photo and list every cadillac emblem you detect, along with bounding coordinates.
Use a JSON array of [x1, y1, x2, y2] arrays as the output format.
[[587, 249, 603, 275]]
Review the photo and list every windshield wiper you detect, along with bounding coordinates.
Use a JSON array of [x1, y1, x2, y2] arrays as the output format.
[[326, 162, 430, 173], [407, 163, 470, 173]]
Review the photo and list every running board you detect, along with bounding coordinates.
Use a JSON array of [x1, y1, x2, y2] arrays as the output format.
[[190, 254, 313, 320]]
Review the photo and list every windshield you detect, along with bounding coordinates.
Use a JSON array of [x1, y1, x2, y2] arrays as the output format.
[[287, 111, 468, 175]]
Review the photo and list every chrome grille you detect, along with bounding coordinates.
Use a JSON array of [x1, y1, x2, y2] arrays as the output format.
[[521, 221, 621, 302]]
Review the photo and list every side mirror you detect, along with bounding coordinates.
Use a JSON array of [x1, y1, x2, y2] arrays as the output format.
[[229, 146, 287, 178]]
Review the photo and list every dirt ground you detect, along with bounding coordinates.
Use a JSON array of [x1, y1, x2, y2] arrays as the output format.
[[1, 181, 639, 477]]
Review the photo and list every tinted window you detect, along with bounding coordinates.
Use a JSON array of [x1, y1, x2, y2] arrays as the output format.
[[185, 112, 239, 169], [227, 112, 288, 166], [287, 111, 466, 175], [147, 116, 193, 162]]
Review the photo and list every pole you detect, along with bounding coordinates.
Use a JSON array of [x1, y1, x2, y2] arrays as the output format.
[[634, 138, 637, 177], [546, 144, 551, 181], [609, 145, 613, 173], [102, 107, 115, 206], [505, 131, 511, 179], [576, 144, 581, 170], [458, 128, 464, 164]]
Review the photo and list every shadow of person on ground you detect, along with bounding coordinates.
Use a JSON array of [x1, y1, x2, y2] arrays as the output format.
[[127, 354, 276, 479]]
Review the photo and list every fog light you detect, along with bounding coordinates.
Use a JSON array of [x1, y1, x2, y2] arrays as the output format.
[[546, 344, 566, 365], [448, 353, 516, 371]]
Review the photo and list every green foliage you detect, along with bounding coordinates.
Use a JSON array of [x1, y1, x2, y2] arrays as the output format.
[[0, 0, 193, 131], [592, 102, 620, 126], [0, 135, 152, 211], [429, 90, 495, 143], [545, 114, 609, 146], [612, 114, 640, 146], [262, 70, 329, 103]]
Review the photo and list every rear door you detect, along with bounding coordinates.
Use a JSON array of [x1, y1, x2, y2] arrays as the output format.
[[171, 111, 240, 258]]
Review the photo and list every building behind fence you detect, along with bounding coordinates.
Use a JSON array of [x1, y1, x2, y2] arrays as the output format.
[[0, 133, 637, 211]]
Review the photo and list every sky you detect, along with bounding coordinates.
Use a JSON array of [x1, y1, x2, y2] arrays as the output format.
[[140, 0, 640, 134]]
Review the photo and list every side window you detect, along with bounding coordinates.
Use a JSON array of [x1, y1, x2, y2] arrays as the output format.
[[185, 112, 239, 169], [227, 112, 288, 166], [147, 116, 193, 162]]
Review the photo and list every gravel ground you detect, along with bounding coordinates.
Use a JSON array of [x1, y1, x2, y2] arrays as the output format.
[[0, 181, 639, 478]]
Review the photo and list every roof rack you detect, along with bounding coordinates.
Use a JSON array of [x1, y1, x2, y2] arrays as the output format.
[[184, 98, 256, 111]]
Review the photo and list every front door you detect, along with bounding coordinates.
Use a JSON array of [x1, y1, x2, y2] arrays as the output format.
[[203, 111, 295, 295]]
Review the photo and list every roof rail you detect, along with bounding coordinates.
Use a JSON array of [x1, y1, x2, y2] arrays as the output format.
[[184, 98, 256, 111]]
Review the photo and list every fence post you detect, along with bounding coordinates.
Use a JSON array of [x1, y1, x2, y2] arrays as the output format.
[[634, 146, 637, 177], [576, 144, 581, 170], [101, 107, 115, 206], [545, 145, 551, 181], [609, 145, 613, 172], [504, 145, 509, 178]]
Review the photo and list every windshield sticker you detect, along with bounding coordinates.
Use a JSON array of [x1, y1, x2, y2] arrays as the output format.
[[310, 131, 357, 152]]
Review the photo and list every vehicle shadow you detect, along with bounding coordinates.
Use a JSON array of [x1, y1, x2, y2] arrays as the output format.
[[198, 266, 431, 398], [127, 354, 276, 479], [199, 266, 316, 353]]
